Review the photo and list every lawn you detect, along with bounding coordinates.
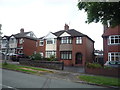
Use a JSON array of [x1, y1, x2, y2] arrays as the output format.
[[79, 75, 120, 87], [1, 63, 53, 74]]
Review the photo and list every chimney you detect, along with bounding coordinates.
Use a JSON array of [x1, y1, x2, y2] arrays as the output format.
[[103, 25, 108, 33], [20, 28, 24, 33], [64, 24, 69, 30]]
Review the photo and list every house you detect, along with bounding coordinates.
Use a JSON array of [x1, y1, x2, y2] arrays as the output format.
[[1, 28, 37, 56], [102, 25, 120, 63], [94, 50, 103, 64], [37, 24, 94, 66]]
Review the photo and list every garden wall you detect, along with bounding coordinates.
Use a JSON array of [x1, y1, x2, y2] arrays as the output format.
[[85, 67, 120, 77], [19, 59, 64, 70]]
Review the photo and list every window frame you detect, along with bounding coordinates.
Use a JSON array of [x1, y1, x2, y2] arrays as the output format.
[[60, 51, 72, 60], [61, 37, 72, 44], [39, 39, 44, 46], [108, 52, 120, 61], [108, 35, 120, 45], [46, 51, 56, 58], [76, 37, 82, 44]]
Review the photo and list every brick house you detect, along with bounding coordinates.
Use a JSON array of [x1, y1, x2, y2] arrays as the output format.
[[1, 28, 37, 56], [37, 24, 94, 66], [102, 25, 120, 63]]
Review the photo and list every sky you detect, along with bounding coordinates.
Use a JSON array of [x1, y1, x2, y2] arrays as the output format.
[[0, 0, 104, 50]]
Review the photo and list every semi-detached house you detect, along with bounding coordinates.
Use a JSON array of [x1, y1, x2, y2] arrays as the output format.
[[37, 24, 94, 66], [102, 25, 120, 63], [1, 28, 37, 56]]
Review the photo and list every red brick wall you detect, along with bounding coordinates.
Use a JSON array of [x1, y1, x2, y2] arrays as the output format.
[[36, 40, 46, 57], [72, 37, 86, 66], [23, 38, 37, 56], [85, 37, 94, 63], [103, 25, 120, 62]]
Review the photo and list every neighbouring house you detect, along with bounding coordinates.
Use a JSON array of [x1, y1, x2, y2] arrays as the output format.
[[1, 28, 38, 56], [94, 50, 103, 64], [37, 24, 95, 66], [102, 25, 120, 63]]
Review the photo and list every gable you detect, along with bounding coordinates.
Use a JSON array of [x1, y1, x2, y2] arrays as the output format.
[[59, 32, 71, 37], [44, 32, 57, 39], [10, 36, 15, 39], [26, 31, 37, 38]]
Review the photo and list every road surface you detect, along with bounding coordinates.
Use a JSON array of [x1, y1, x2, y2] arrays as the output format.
[[1, 69, 107, 89]]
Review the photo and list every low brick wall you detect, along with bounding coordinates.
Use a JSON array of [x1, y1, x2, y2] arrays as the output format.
[[85, 67, 120, 77], [19, 59, 64, 70]]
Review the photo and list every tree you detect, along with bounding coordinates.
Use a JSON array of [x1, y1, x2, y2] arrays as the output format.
[[77, 2, 120, 27]]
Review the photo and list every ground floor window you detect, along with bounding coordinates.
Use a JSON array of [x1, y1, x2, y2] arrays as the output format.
[[108, 52, 120, 61], [60, 51, 72, 60], [46, 51, 56, 58]]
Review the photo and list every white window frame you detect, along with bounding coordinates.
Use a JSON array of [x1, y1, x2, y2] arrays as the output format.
[[46, 39, 53, 44], [39, 39, 44, 46], [108, 35, 120, 45], [108, 52, 120, 61], [76, 37, 82, 44]]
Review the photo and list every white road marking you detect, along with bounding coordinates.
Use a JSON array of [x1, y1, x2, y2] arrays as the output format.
[[0, 84, 19, 90]]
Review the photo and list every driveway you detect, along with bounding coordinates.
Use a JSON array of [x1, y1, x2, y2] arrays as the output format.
[[64, 66, 85, 73]]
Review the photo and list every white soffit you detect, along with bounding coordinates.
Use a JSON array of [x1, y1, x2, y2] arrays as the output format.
[[60, 32, 71, 37]]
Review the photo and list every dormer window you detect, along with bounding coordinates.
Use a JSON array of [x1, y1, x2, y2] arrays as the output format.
[[108, 35, 120, 45], [76, 37, 82, 44]]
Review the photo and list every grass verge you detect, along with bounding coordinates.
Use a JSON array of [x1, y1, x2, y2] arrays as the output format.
[[79, 75, 120, 87], [1, 63, 53, 74]]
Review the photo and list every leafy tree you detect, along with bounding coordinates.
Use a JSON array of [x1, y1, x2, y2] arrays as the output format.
[[77, 2, 120, 27]]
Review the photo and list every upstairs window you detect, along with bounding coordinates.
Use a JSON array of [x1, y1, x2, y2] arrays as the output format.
[[76, 37, 82, 44], [39, 39, 44, 46], [108, 35, 120, 45], [61, 37, 72, 44], [46, 39, 53, 44]]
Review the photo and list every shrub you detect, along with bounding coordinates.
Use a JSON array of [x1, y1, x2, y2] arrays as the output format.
[[86, 63, 102, 68], [30, 53, 42, 60]]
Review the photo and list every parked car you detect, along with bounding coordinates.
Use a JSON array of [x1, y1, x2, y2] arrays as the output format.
[[11, 53, 28, 61], [104, 61, 120, 68]]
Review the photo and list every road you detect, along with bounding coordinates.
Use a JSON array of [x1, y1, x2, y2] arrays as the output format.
[[1, 69, 107, 89]]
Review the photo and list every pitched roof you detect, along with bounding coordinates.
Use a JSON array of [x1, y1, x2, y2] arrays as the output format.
[[14, 32, 37, 41], [54, 29, 94, 42], [54, 29, 86, 37]]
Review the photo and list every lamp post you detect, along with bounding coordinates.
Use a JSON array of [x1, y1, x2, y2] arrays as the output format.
[[4, 37, 10, 64]]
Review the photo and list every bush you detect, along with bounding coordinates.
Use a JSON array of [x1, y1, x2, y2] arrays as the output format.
[[30, 53, 42, 60], [86, 63, 102, 69]]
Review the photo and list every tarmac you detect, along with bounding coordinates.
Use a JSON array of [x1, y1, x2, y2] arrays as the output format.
[[1, 59, 119, 89]]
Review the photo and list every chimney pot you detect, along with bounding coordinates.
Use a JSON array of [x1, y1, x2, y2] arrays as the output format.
[[64, 24, 69, 30], [20, 28, 24, 33]]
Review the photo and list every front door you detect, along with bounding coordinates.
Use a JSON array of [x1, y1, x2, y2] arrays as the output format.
[[75, 53, 82, 64]]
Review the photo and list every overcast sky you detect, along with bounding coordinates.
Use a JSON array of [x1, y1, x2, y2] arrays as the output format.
[[0, 0, 103, 50]]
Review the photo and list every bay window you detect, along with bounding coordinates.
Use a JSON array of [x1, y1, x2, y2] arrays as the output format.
[[108, 52, 120, 61], [60, 51, 72, 60]]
